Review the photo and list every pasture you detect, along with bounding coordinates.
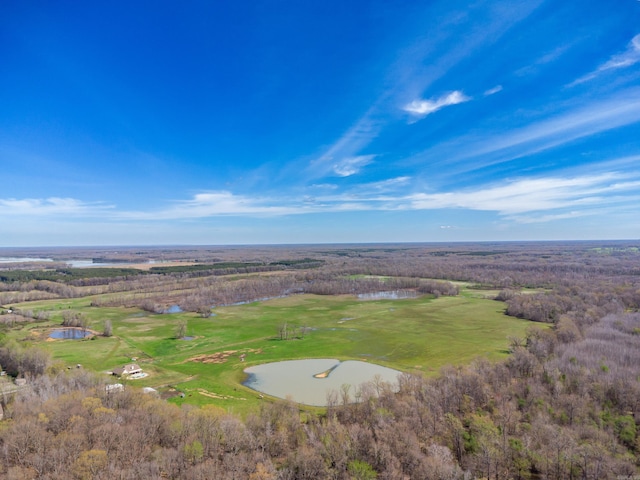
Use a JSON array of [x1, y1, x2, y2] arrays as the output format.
[[6, 288, 535, 413]]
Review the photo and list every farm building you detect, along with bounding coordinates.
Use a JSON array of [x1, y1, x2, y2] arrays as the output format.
[[112, 364, 142, 376]]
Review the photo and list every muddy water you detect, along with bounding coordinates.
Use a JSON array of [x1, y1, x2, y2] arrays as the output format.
[[243, 359, 401, 406]]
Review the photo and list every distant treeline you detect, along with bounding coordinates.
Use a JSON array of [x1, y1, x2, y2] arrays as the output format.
[[0, 258, 324, 283], [0, 268, 143, 283]]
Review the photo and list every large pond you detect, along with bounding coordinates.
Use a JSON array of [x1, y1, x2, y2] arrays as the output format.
[[243, 359, 401, 406], [49, 328, 92, 339]]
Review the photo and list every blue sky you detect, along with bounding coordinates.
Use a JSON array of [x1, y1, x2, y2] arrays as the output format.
[[1, 1, 640, 246]]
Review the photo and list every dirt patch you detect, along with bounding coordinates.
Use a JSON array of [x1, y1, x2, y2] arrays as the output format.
[[160, 387, 183, 401], [187, 348, 262, 364], [188, 351, 238, 364], [197, 388, 246, 400]]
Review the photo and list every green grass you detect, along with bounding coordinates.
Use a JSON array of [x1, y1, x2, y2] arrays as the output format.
[[5, 288, 537, 414]]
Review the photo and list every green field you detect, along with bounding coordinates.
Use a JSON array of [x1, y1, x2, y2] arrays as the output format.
[[6, 289, 535, 414]]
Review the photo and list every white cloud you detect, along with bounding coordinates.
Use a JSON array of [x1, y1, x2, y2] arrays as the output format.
[[309, 183, 338, 190], [332, 155, 375, 177], [597, 33, 640, 71], [364, 176, 411, 191], [407, 89, 640, 174], [571, 33, 640, 85], [139, 191, 300, 219], [310, 106, 382, 178], [484, 85, 503, 96], [403, 90, 471, 118], [0, 197, 111, 216], [515, 42, 576, 77], [134, 171, 639, 221], [507, 210, 595, 224], [408, 173, 639, 216], [309, 1, 542, 179], [5, 171, 636, 228]]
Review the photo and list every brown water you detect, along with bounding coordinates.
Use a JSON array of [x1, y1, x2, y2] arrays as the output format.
[[243, 359, 401, 406]]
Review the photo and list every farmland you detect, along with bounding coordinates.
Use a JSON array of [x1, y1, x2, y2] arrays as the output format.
[[3, 283, 530, 413]]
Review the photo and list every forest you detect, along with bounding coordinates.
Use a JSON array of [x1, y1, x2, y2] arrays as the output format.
[[0, 241, 638, 479]]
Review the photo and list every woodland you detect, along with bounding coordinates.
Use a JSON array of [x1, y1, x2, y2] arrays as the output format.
[[0, 241, 639, 479]]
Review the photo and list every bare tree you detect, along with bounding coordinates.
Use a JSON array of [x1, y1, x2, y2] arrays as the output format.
[[175, 320, 187, 339], [278, 322, 289, 341], [103, 319, 113, 337]]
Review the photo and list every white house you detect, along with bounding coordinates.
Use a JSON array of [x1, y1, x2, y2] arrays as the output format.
[[112, 364, 142, 376]]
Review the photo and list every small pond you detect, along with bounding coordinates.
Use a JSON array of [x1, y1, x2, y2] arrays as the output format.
[[243, 359, 401, 406], [163, 305, 183, 314], [49, 328, 92, 339], [357, 290, 418, 300]]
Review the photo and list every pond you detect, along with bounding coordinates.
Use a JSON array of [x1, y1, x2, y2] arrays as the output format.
[[243, 359, 402, 406], [357, 290, 418, 300], [163, 305, 183, 314], [49, 328, 92, 339]]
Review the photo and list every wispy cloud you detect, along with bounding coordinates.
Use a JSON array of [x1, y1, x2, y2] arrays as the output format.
[[408, 173, 640, 216], [507, 210, 599, 224], [309, 106, 383, 178], [127, 191, 300, 219], [0, 197, 111, 216], [403, 91, 471, 119], [332, 155, 376, 177], [309, 183, 339, 190], [360, 176, 411, 192], [288, 171, 639, 222], [309, 0, 543, 180], [483, 85, 503, 96], [4, 170, 637, 228], [570, 33, 640, 85], [515, 42, 576, 77], [408, 88, 640, 174]]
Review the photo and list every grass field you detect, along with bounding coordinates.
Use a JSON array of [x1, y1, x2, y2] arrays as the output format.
[[5, 288, 536, 414]]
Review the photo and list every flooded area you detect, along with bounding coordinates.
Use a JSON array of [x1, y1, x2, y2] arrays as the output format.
[[0, 257, 144, 268], [357, 290, 419, 300], [163, 305, 183, 314], [65, 260, 116, 268], [243, 359, 401, 406], [49, 328, 92, 339], [0, 257, 54, 263], [66, 259, 156, 268]]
